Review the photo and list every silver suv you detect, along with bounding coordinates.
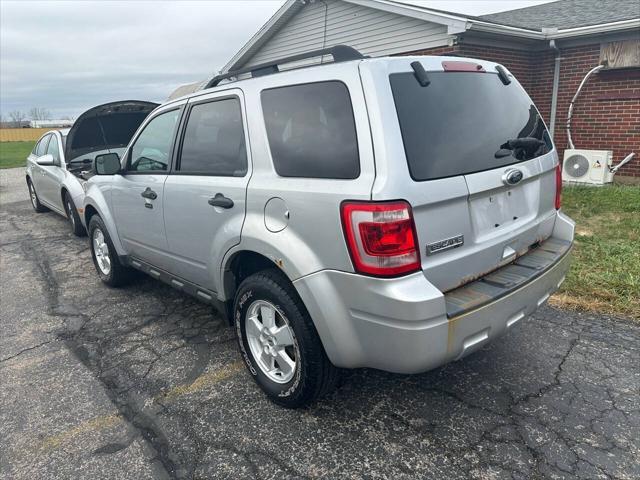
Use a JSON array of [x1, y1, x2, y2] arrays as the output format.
[[83, 46, 574, 408]]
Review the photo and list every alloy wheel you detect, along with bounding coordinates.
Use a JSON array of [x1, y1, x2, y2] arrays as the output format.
[[29, 183, 38, 209], [66, 200, 75, 228], [92, 228, 111, 275], [245, 300, 298, 383]]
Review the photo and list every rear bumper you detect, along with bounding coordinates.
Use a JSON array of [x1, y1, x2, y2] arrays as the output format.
[[293, 212, 574, 373]]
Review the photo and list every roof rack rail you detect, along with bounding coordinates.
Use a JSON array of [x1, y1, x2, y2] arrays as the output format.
[[204, 45, 365, 89]]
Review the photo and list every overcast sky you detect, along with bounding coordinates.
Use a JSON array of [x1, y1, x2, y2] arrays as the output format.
[[1, 0, 554, 119]]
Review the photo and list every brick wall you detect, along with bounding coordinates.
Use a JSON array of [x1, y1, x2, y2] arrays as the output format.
[[550, 44, 640, 177], [401, 41, 640, 177]]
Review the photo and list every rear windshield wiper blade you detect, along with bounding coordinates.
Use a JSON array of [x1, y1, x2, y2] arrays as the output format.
[[410, 61, 430, 87], [501, 137, 545, 150], [494, 148, 513, 158], [495, 137, 545, 158]]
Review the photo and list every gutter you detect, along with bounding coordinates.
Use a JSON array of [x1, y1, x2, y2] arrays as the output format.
[[550, 18, 640, 38], [468, 18, 640, 40], [469, 21, 544, 40]]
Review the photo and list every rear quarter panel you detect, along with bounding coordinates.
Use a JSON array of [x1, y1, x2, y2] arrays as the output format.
[[220, 62, 375, 298]]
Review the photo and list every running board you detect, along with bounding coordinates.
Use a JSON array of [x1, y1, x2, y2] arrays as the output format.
[[125, 256, 231, 322]]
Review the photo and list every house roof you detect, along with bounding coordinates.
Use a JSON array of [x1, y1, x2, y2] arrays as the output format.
[[480, 0, 640, 31], [222, 0, 640, 73]]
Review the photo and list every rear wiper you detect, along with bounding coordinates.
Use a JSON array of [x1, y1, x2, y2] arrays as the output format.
[[495, 137, 545, 158], [502, 137, 545, 150], [410, 61, 430, 87], [494, 148, 513, 158]]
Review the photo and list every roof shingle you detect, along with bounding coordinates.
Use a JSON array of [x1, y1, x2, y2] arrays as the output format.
[[479, 0, 640, 31]]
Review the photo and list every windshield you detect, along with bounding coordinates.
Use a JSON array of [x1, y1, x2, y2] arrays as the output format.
[[390, 71, 552, 181]]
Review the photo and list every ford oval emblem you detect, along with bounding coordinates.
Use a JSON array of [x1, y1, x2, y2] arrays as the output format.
[[503, 169, 524, 186]]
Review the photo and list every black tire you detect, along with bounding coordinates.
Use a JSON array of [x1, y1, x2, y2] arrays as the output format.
[[27, 178, 47, 213], [234, 269, 339, 408], [64, 193, 86, 237], [88, 215, 133, 287]]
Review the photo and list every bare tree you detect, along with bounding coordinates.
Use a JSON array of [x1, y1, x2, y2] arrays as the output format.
[[8, 110, 26, 124], [29, 107, 51, 121]]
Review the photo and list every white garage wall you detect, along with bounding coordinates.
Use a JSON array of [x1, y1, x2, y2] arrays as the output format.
[[240, 0, 453, 69]]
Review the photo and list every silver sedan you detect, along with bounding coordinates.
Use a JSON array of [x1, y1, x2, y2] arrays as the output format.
[[25, 100, 158, 235]]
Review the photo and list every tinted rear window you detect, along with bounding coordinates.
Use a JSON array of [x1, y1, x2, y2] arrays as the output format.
[[390, 71, 551, 181], [178, 98, 247, 176], [261, 81, 359, 179]]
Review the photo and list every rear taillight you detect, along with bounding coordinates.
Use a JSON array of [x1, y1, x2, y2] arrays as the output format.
[[555, 163, 562, 210], [341, 201, 420, 277]]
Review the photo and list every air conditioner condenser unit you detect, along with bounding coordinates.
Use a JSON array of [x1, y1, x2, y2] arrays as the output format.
[[562, 149, 614, 185]]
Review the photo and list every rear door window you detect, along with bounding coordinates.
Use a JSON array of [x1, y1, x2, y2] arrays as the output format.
[[390, 71, 551, 181], [177, 98, 247, 176], [261, 81, 359, 179]]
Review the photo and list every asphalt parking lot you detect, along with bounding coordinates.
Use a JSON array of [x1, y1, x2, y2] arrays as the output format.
[[1, 167, 639, 480]]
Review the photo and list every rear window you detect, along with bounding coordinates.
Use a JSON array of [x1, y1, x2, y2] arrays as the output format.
[[390, 71, 551, 181], [178, 98, 247, 176], [261, 81, 359, 179]]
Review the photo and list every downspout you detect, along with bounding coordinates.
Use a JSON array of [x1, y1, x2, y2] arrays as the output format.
[[548, 39, 561, 138]]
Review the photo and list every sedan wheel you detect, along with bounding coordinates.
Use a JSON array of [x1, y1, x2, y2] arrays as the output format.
[[29, 183, 38, 209], [27, 180, 47, 212], [66, 199, 77, 229]]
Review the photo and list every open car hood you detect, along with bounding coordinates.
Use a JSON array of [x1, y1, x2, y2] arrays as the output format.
[[65, 100, 159, 162]]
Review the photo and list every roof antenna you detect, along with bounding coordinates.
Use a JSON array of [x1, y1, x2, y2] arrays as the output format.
[[319, 0, 329, 64]]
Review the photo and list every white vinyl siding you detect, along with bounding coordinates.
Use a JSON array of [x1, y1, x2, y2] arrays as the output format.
[[241, 0, 452, 69]]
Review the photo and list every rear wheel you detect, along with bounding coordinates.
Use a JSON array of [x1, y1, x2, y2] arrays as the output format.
[[88, 215, 132, 287], [27, 178, 47, 213], [234, 269, 338, 408], [64, 193, 86, 237]]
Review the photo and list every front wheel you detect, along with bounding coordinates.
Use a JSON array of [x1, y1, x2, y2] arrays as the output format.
[[64, 193, 86, 237], [234, 269, 338, 408], [88, 215, 132, 287]]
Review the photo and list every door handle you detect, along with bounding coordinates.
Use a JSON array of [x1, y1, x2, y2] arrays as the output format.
[[141, 187, 157, 200], [208, 193, 234, 209]]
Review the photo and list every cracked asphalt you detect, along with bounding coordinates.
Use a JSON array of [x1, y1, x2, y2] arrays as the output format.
[[1, 167, 639, 480]]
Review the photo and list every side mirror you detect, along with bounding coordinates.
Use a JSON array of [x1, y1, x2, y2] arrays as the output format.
[[94, 153, 121, 175], [36, 154, 55, 166]]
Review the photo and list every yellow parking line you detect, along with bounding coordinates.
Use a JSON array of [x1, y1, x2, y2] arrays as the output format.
[[40, 414, 122, 451], [38, 361, 244, 452], [155, 360, 244, 403]]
